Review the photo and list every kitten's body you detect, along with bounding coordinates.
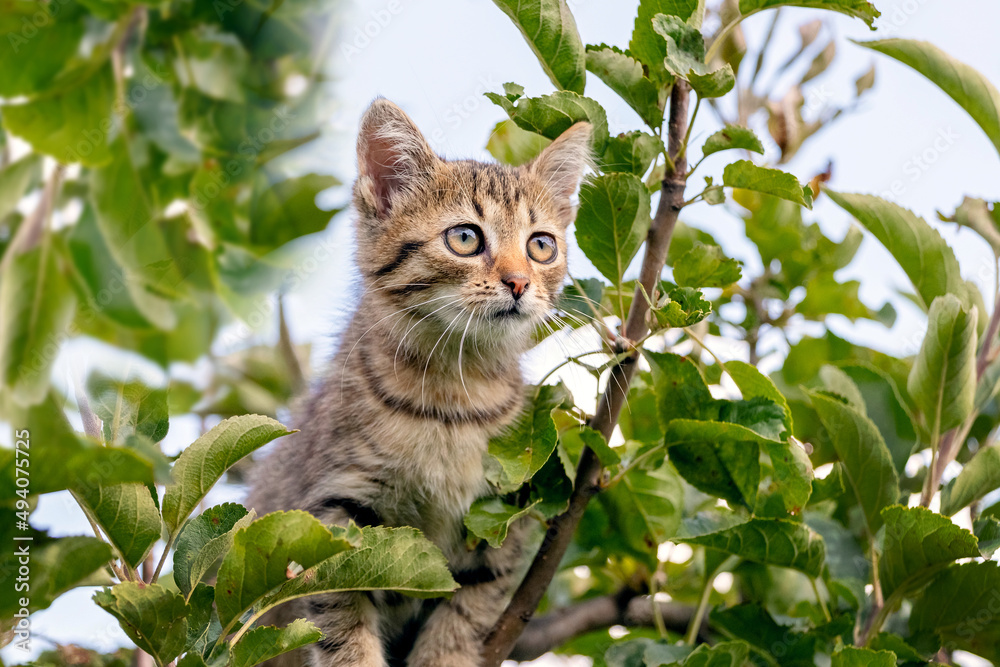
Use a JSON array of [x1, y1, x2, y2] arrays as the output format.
[[249, 100, 590, 667]]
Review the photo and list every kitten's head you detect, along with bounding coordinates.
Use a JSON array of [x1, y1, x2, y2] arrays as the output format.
[[352, 98, 591, 349]]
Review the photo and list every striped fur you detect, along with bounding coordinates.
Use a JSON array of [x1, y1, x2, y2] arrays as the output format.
[[248, 99, 591, 667]]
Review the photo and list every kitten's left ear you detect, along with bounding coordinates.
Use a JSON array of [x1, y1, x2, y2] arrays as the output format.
[[529, 122, 593, 223], [356, 98, 439, 219]]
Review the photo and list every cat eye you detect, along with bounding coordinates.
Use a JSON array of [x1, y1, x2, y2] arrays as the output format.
[[527, 233, 558, 264], [445, 225, 484, 257]]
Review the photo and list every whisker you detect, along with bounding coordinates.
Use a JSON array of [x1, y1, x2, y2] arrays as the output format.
[[393, 298, 462, 377], [421, 310, 465, 409], [457, 306, 477, 404], [339, 294, 457, 398]]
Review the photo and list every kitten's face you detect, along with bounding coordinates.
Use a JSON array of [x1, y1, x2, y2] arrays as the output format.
[[352, 100, 591, 347]]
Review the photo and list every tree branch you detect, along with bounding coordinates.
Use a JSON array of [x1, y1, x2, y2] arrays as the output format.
[[481, 81, 692, 666], [510, 590, 702, 662]]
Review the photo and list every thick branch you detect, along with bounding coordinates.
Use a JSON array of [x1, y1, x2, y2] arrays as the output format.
[[510, 591, 701, 661], [481, 82, 692, 666]]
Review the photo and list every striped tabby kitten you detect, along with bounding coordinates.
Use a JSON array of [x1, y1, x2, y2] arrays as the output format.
[[249, 99, 591, 667]]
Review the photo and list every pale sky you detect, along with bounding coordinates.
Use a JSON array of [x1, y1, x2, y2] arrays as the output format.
[[7, 1, 1000, 664]]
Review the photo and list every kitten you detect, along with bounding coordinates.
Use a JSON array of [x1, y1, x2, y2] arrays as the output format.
[[248, 99, 591, 667]]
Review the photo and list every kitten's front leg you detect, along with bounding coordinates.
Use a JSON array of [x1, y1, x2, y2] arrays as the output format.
[[305, 592, 386, 667], [406, 531, 525, 667]]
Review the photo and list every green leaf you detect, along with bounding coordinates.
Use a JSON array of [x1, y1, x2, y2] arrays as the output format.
[[910, 562, 1000, 663], [819, 365, 867, 412], [867, 634, 924, 662], [486, 120, 551, 166], [651, 286, 712, 328], [77, 482, 161, 569], [486, 89, 609, 152], [840, 364, 918, 475], [709, 604, 819, 664], [831, 647, 896, 667], [601, 460, 684, 560], [173, 503, 255, 600], [879, 505, 980, 601], [1, 393, 156, 501], [464, 497, 538, 548], [679, 517, 826, 577], [606, 638, 693, 667], [825, 191, 971, 311], [940, 196, 1000, 255], [723, 161, 813, 209], [230, 618, 324, 667], [215, 510, 357, 626], [575, 173, 651, 287], [161, 415, 294, 533], [486, 383, 571, 492], [580, 426, 621, 465], [664, 419, 765, 508], [809, 392, 899, 535], [0, 243, 76, 406], [66, 204, 158, 330], [585, 45, 664, 128], [681, 641, 752, 667], [249, 172, 340, 250], [0, 153, 42, 222], [86, 372, 169, 444], [739, 0, 879, 27], [725, 360, 792, 433], [93, 583, 189, 665], [2, 67, 114, 167], [701, 126, 765, 159], [252, 525, 458, 618], [491, 0, 586, 94], [90, 139, 185, 319], [907, 294, 977, 436], [629, 0, 700, 86], [858, 39, 1000, 158], [0, 536, 113, 619], [174, 30, 249, 103], [974, 516, 1000, 558], [652, 14, 735, 98], [645, 350, 713, 427], [0, 6, 83, 96], [601, 131, 664, 175], [673, 244, 742, 288], [556, 278, 605, 324], [184, 583, 223, 659], [940, 445, 1000, 516]]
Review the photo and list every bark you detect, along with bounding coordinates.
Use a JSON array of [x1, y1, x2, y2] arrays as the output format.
[[510, 591, 702, 661]]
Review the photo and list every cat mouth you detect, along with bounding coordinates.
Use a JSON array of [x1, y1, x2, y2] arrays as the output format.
[[492, 304, 525, 320]]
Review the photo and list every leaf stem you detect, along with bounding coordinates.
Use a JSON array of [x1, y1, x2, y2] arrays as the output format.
[[675, 96, 701, 166], [650, 566, 668, 640], [705, 9, 763, 65], [683, 576, 714, 645], [683, 554, 735, 645], [811, 577, 831, 623], [149, 534, 174, 584]]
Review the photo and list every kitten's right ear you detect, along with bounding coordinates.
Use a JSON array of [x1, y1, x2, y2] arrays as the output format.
[[355, 98, 438, 219], [529, 122, 593, 224]]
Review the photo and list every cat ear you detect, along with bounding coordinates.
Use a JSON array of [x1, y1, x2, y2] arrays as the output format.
[[529, 122, 593, 221], [356, 98, 438, 219]]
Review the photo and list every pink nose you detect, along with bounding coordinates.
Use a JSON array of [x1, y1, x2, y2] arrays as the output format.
[[502, 275, 530, 300]]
